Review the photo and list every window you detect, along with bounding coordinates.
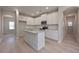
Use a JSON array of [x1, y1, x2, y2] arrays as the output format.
[[68, 22, 72, 26], [9, 21, 15, 30]]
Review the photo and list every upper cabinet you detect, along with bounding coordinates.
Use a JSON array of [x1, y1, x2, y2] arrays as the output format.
[[19, 12, 58, 25], [47, 12, 58, 24], [34, 14, 47, 25], [34, 16, 41, 25], [34, 12, 58, 25], [41, 14, 47, 21], [19, 15, 27, 22], [27, 17, 34, 25]]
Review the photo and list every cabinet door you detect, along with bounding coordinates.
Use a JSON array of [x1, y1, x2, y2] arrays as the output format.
[[47, 12, 58, 24], [34, 17, 41, 25], [19, 15, 27, 22], [41, 14, 47, 21], [45, 30, 58, 40], [27, 17, 34, 25]]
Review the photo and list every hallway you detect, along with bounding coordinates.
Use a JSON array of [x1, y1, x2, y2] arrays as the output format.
[[0, 32, 79, 53]]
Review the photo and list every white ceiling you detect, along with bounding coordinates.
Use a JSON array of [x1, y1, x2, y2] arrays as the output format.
[[1, 6, 58, 17], [64, 7, 78, 16]]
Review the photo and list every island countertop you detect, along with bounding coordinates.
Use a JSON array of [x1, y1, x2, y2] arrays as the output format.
[[24, 29, 45, 34]]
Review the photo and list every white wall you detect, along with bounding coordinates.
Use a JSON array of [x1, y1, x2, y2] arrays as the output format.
[[19, 21, 26, 36], [73, 14, 78, 37], [0, 9, 1, 35], [77, 9, 79, 42], [47, 12, 58, 24], [0, 9, 2, 43]]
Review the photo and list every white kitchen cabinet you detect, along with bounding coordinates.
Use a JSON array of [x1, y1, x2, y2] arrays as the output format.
[[33, 14, 47, 25], [27, 17, 34, 25], [34, 12, 58, 25], [45, 30, 58, 41], [34, 14, 47, 25], [19, 15, 27, 22], [41, 14, 47, 21], [24, 30, 45, 50], [47, 12, 58, 24], [22, 12, 58, 25], [34, 17, 41, 25]]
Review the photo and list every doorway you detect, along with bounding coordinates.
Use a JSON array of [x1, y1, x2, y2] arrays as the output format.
[[3, 17, 15, 35], [2, 10, 16, 43], [65, 16, 75, 34], [63, 7, 78, 42]]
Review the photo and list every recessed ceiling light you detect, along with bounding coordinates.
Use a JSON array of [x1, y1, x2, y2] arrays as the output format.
[[46, 7, 49, 9]]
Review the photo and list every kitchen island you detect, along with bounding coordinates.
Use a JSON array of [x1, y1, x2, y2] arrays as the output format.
[[24, 29, 45, 50]]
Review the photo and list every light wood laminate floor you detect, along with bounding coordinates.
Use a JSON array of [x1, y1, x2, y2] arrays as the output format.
[[0, 33, 79, 53]]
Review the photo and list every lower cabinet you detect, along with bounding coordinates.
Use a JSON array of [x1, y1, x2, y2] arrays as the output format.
[[45, 30, 58, 41], [24, 30, 45, 50]]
